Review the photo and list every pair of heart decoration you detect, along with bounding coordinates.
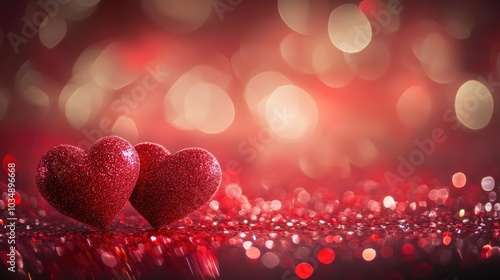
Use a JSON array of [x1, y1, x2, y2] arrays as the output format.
[[35, 136, 222, 229]]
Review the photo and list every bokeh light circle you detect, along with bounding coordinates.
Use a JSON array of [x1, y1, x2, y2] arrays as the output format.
[[317, 248, 335, 264], [481, 176, 495, 192], [452, 172, 466, 188], [261, 252, 280, 269], [455, 80, 494, 130], [142, 0, 212, 33], [265, 85, 318, 140], [184, 82, 235, 134], [328, 4, 372, 53], [295, 262, 313, 279], [362, 248, 376, 261]]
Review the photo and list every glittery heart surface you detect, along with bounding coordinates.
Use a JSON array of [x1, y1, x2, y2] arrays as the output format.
[[130, 143, 222, 229], [36, 136, 140, 229]]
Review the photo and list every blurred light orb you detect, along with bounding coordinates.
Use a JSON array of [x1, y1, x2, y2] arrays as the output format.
[[72, 45, 104, 84], [244, 71, 291, 119], [39, 16, 67, 49], [383, 196, 396, 210], [188, 63, 233, 90], [23, 86, 50, 109], [312, 39, 355, 88], [485, 202, 493, 212], [112, 116, 139, 144], [297, 190, 311, 204], [92, 43, 137, 90], [280, 33, 316, 74], [481, 176, 495, 192], [397, 86, 432, 128], [347, 136, 378, 167], [489, 192, 496, 202], [362, 248, 376, 261], [100, 251, 117, 268], [328, 4, 372, 53], [16, 63, 44, 93], [444, 8, 474, 39], [416, 32, 459, 84], [265, 240, 274, 249], [359, 0, 401, 34], [63, 0, 101, 21], [65, 82, 106, 129], [452, 172, 466, 188], [184, 82, 234, 134], [225, 183, 242, 199], [271, 200, 282, 210], [209, 200, 219, 211], [346, 39, 390, 81], [142, 0, 212, 33], [265, 85, 318, 140], [243, 241, 253, 250], [246, 247, 261, 260], [317, 248, 335, 264], [165, 73, 198, 130], [455, 80, 493, 130], [261, 252, 280, 269], [278, 0, 328, 34], [295, 262, 313, 279], [278, 0, 309, 34]]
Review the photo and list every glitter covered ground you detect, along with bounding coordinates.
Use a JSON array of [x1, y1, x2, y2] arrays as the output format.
[[3, 178, 500, 280]]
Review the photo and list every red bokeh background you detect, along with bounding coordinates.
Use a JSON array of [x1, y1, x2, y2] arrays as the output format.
[[0, 0, 500, 201]]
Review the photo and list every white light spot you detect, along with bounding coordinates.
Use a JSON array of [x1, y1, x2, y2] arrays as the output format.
[[481, 176, 495, 192], [362, 248, 376, 261], [184, 82, 234, 134], [225, 184, 242, 199], [452, 172, 466, 188], [112, 116, 139, 144], [209, 200, 219, 211], [328, 4, 372, 53], [278, 0, 329, 34], [265, 85, 318, 140], [383, 196, 396, 210], [261, 252, 280, 269], [455, 80, 494, 130], [142, 0, 212, 33], [39, 16, 67, 49]]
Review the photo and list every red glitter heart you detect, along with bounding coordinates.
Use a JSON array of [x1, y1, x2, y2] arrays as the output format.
[[130, 143, 222, 229], [36, 136, 140, 229]]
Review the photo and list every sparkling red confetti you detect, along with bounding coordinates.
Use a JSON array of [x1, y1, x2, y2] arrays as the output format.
[[2, 174, 500, 279]]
